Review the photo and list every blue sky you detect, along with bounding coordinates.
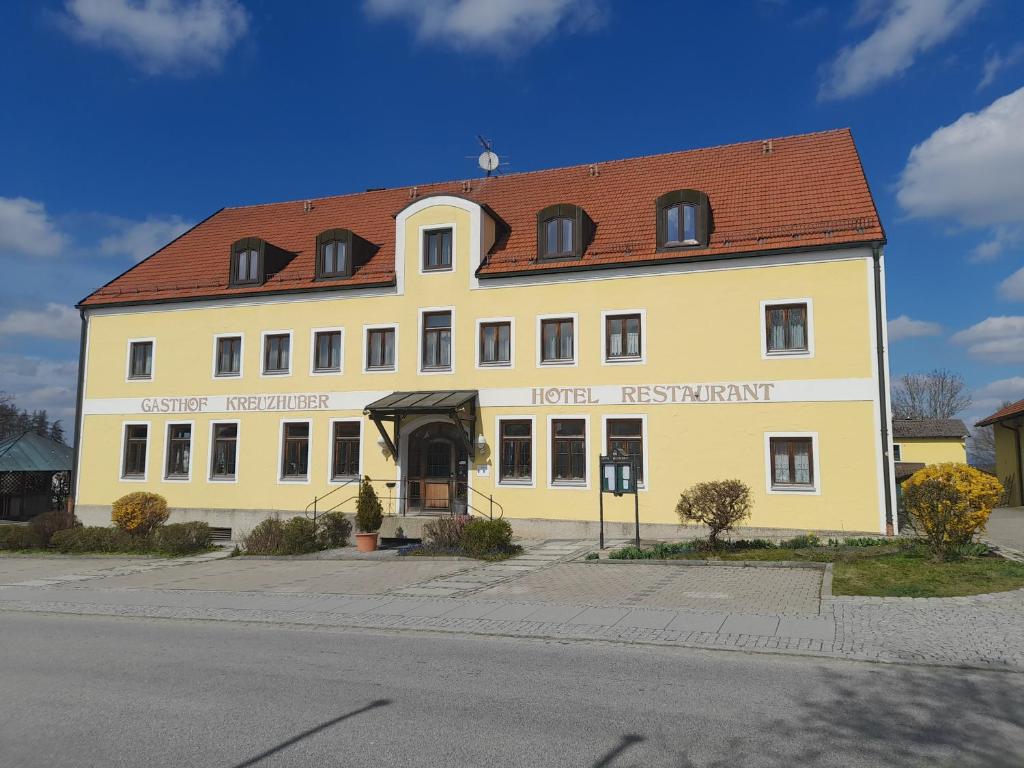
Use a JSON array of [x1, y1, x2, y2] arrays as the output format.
[[0, 0, 1022, 433]]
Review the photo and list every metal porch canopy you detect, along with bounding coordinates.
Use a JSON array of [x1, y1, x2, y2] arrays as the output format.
[[363, 390, 478, 458]]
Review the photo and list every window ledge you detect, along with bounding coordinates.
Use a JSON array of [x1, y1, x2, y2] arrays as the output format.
[[214, 373, 241, 378], [479, 361, 512, 368], [498, 479, 533, 487], [770, 484, 817, 494], [209, 476, 236, 482], [262, 370, 291, 376], [764, 350, 811, 358], [604, 356, 643, 364], [279, 477, 309, 483]]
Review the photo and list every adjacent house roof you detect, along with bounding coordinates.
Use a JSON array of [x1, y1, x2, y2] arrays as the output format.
[[892, 418, 969, 440], [0, 432, 73, 473], [976, 398, 1024, 427], [79, 128, 883, 308]]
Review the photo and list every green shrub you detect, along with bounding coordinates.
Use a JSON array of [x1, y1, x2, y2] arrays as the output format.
[[841, 537, 890, 548], [460, 518, 514, 557], [650, 541, 697, 557], [608, 545, 652, 560], [584, 552, 599, 560], [153, 522, 212, 556], [317, 512, 352, 549], [730, 538, 777, 550], [0, 525, 45, 550], [954, 541, 990, 558], [675, 479, 752, 549], [779, 534, 821, 549], [51, 526, 141, 553], [355, 476, 383, 533], [280, 517, 319, 555], [243, 517, 286, 555], [29, 510, 80, 546], [423, 516, 470, 549], [111, 492, 169, 536]]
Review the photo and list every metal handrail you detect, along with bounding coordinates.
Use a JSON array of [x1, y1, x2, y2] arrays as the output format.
[[306, 476, 503, 521]]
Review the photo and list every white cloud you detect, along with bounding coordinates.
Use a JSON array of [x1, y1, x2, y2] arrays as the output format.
[[363, 0, 606, 52], [999, 265, 1024, 301], [887, 314, 942, 341], [978, 43, 1024, 90], [99, 214, 191, 261], [60, 0, 249, 75], [819, 0, 985, 100], [0, 303, 80, 341], [967, 376, 1024, 424], [970, 225, 1023, 262], [897, 87, 1024, 228], [950, 315, 1024, 363], [0, 197, 67, 257], [0, 355, 78, 427]]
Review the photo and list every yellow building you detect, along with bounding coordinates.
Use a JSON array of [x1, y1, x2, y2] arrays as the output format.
[[976, 401, 1024, 507], [72, 129, 898, 538], [891, 418, 968, 479]]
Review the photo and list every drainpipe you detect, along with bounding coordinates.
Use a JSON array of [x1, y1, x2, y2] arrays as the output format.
[[69, 309, 89, 514], [872, 246, 895, 534]]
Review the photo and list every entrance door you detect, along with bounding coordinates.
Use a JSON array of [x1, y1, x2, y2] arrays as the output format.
[[406, 422, 469, 514]]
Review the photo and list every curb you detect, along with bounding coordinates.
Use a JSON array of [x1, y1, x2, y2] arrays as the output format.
[[574, 556, 829, 571]]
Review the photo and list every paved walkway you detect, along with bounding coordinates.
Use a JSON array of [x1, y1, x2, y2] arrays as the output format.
[[1, 541, 1023, 670], [984, 507, 1024, 561]]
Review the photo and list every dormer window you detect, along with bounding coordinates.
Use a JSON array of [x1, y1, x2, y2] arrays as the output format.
[[230, 237, 265, 286], [656, 190, 710, 250], [537, 204, 593, 261], [321, 239, 347, 278], [316, 228, 374, 281]]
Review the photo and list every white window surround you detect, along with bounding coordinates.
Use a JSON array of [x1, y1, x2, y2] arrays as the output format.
[[207, 419, 240, 484], [211, 332, 244, 380], [764, 431, 821, 495], [600, 309, 647, 366], [278, 418, 313, 485], [395, 196, 486, 294], [260, 329, 294, 377], [475, 316, 515, 370], [309, 327, 345, 376], [327, 417, 363, 485], [600, 413, 649, 491], [536, 312, 580, 369], [417, 306, 456, 375], [362, 323, 399, 374], [493, 415, 537, 488], [760, 298, 815, 359], [124, 337, 156, 382], [546, 414, 590, 490], [161, 420, 195, 483], [417, 222, 457, 275], [119, 420, 151, 482]]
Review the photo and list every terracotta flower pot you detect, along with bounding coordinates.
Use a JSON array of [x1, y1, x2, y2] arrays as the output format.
[[355, 532, 379, 552]]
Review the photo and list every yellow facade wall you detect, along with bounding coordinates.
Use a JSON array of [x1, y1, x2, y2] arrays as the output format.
[[894, 438, 966, 465], [77, 203, 887, 534], [994, 426, 1022, 506]]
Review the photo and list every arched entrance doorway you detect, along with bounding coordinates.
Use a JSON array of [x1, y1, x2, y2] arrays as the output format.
[[405, 421, 469, 515]]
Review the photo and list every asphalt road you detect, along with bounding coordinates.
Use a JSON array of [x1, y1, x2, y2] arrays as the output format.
[[1, 613, 1022, 768]]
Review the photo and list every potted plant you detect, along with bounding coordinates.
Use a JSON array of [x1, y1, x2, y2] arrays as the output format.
[[354, 476, 384, 552]]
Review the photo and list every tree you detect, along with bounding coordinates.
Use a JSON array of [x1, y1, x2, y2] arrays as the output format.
[[355, 476, 383, 533], [891, 368, 971, 419], [49, 420, 66, 445], [675, 479, 752, 549]]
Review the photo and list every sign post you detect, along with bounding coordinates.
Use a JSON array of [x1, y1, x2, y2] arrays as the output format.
[[598, 449, 640, 549]]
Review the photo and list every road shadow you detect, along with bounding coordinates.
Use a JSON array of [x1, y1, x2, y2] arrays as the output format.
[[592, 733, 645, 767], [229, 698, 391, 768]]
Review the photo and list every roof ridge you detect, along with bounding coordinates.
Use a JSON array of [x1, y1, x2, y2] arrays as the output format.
[[223, 128, 853, 212]]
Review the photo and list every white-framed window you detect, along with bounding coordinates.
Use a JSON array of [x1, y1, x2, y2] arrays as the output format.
[[420, 224, 455, 273], [536, 313, 578, 368], [328, 418, 362, 483], [163, 421, 194, 482], [418, 307, 455, 374], [761, 299, 814, 359], [476, 317, 514, 369], [601, 309, 646, 365], [494, 415, 535, 487], [310, 327, 344, 375], [278, 419, 312, 483], [363, 323, 398, 373], [601, 414, 648, 490], [892, 444, 902, 462], [547, 414, 590, 489], [125, 338, 155, 381], [261, 330, 292, 376], [212, 333, 243, 378], [764, 432, 820, 495], [208, 420, 240, 483], [120, 421, 150, 481]]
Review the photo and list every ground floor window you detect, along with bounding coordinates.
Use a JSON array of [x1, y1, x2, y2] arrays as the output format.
[[331, 422, 360, 481], [122, 424, 148, 478], [165, 423, 192, 479], [281, 422, 310, 480], [770, 436, 815, 489], [551, 418, 586, 485], [499, 419, 532, 483], [210, 423, 237, 480], [606, 418, 644, 485]]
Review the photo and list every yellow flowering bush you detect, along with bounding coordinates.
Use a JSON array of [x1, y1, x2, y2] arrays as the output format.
[[111, 491, 169, 536], [902, 463, 1003, 561]]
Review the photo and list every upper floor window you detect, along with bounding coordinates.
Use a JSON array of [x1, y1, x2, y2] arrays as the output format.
[[765, 303, 808, 354], [605, 313, 642, 361], [230, 237, 265, 286], [479, 321, 511, 367], [540, 317, 575, 364], [128, 340, 153, 380], [313, 330, 342, 373], [423, 228, 453, 271], [316, 229, 362, 280], [366, 326, 396, 371], [263, 333, 291, 375], [321, 240, 347, 278], [655, 190, 710, 250], [215, 336, 242, 377], [536, 204, 593, 260], [422, 311, 452, 371]]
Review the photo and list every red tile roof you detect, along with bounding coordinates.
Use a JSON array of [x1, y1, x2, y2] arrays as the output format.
[[80, 128, 884, 307], [976, 398, 1024, 427]]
